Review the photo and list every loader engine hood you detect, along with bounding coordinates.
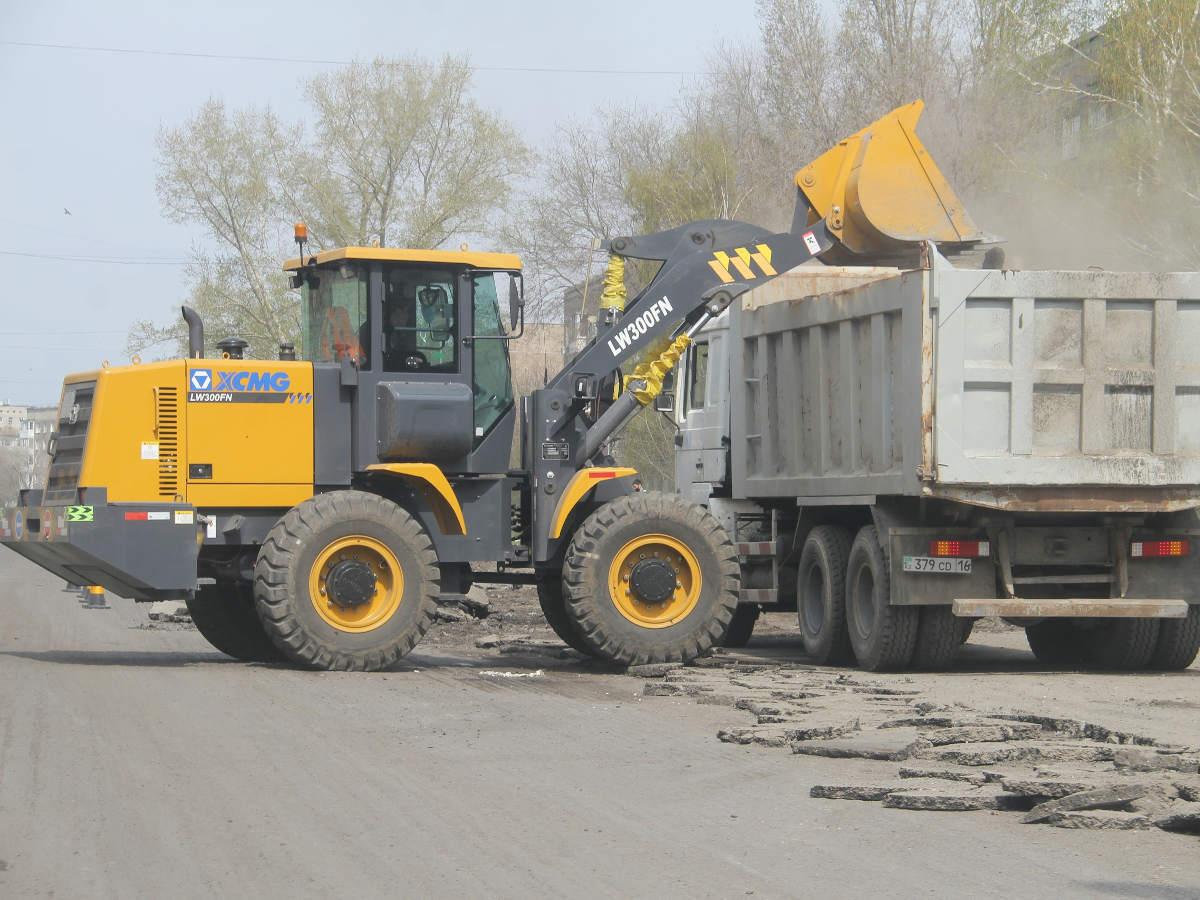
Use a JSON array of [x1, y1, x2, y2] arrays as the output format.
[[35, 358, 316, 508]]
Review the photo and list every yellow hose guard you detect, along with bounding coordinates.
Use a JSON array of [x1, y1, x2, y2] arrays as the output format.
[[598, 254, 627, 311], [624, 333, 692, 407]]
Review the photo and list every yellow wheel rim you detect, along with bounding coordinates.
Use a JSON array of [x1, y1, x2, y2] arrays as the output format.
[[607, 533, 702, 629], [308, 535, 404, 633]]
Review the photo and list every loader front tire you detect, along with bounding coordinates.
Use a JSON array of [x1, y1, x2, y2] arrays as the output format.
[[535, 569, 594, 656], [254, 491, 439, 671], [797, 525, 854, 665], [845, 526, 918, 671], [562, 492, 738, 667], [186, 582, 285, 663]]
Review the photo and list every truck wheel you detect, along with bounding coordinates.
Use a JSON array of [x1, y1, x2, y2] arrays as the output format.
[[1085, 618, 1160, 670], [796, 525, 853, 665], [535, 570, 595, 656], [1025, 620, 1087, 665], [186, 583, 284, 662], [562, 492, 738, 666], [1149, 606, 1200, 670], [845, 526, 917, 671], [254, 491, 439, 671], [911, 606, 962, 670], [722, 604, 760, 648], [957, 618, 976, 645]]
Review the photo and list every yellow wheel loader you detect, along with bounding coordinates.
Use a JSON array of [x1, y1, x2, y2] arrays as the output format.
[[1, 101, 985, 670]]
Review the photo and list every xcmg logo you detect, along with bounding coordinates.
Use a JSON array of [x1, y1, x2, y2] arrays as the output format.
[[189, 369, 291, 392]]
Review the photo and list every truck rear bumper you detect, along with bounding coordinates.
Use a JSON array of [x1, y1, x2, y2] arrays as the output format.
[[0, 488, 200, 601], [952, 598, 1190, 618]]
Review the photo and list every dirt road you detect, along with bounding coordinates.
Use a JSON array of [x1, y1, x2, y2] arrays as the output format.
[[1, 552, 1197, 899]]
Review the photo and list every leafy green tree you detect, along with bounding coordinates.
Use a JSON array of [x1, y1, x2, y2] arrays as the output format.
[[132, 56, 529, 357]]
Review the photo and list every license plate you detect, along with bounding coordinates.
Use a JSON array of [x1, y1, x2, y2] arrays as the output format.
[[903, 556, 972, 574]]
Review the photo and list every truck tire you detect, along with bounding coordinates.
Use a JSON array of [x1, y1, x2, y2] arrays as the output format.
[[535, 570, 595, 656], [844, 526, 917, 671], [253, 491, 439, 671], [957, 617, 976, 645], [1149, 606, 1200, 670], [186, 583, 285, 663], [722, 604, 760, 648], [796, 525, 853, 665], [562, 492, 739, 666], [1025, 620, 1087, 665], [1085, 618, 1160, 670], [911, 606, 962, 670]]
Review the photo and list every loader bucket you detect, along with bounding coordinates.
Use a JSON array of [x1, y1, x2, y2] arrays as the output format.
[[795, 100, 983, 259]]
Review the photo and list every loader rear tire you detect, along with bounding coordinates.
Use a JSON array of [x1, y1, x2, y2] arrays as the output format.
[[254, 491, 439, 671], [1025, 620, 1087, 665], [845, 526, 917, 672], [797, 525, 854, 666], [722, 604, 760, 648], [911, 606, 964, 670], [562, 492, 738, 667], [1085, 618, 1160, 670], [1148, 606, 1200, 670], [535, 570, 594, 656], [186, 583, 285, 663]]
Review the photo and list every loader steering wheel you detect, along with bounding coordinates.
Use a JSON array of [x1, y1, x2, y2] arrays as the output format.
[[403, 351, 429, 371]]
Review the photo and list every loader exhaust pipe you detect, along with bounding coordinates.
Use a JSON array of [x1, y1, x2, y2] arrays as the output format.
[[182, 306, 204, 359]]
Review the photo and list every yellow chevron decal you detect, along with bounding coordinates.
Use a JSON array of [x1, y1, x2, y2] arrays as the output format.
[[709, 243, 777, 283]]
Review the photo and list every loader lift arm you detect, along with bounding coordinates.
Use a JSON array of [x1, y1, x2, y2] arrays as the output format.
[[526, 99, 986, 564], [526, 210, 839, 563]]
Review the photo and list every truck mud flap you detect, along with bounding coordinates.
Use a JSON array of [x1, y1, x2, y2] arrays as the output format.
[[0, 497, 200, 601]]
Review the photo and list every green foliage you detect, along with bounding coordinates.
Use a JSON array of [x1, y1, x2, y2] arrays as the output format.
[[136, 56, 529, 358]]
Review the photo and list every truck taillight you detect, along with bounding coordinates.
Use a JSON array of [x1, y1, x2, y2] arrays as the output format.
[[1130, 539, 1190, 558], [929, 539, 990, 558]]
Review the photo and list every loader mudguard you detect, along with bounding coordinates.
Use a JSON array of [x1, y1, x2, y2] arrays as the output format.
[[0, 487, 199, 601], [549, 467, 638, 540], [364, 463, 468, 535]]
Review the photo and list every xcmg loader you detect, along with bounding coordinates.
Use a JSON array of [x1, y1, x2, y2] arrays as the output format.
[[1, 102, 988, 670]]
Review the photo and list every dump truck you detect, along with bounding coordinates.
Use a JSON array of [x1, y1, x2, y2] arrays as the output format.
[[4, 101, 1035, 671], [670, 248, 1200, 671]]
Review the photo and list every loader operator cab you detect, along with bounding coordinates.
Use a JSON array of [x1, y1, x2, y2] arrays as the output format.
[[288, 245, 523, 471]]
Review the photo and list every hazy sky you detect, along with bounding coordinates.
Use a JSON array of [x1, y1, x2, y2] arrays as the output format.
[[0, 1, 765, 404]]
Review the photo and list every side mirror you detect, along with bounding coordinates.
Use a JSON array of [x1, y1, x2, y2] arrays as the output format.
[[508, 275, 524, 332]]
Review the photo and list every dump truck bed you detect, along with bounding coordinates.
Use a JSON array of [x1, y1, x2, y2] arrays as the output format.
[[730, 250, 1200, 510]]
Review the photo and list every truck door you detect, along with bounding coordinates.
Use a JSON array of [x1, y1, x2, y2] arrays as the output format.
[[677, 328, 730, 497]]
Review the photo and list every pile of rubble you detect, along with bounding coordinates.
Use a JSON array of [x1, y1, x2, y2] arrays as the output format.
[[430, 584, 580, 660], [634, 660, 1200, 835]]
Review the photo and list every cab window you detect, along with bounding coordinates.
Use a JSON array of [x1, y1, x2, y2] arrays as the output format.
[[381, 269, 458, 373], [471, 272, 514, 439], [301, 266, 368, 364]]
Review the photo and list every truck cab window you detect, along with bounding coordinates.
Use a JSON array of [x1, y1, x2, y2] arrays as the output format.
[[687, 342, 709, 410]]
